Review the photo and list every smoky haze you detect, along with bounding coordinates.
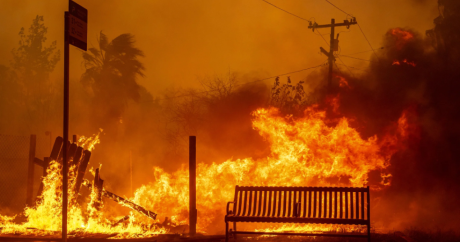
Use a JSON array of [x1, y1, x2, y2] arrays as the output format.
[[1, 0, 458, 234]]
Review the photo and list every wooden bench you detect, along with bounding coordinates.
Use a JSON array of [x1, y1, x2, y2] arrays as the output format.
[[225, 186, 371, 242]]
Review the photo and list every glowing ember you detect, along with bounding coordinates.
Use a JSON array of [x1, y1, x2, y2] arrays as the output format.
[[337, 75, 351, 89], [390, 28, 414, 49], [393, 59, 416, 67]]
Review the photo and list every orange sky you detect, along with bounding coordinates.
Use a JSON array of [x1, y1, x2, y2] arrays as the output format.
[[0, 0, 438, 95]]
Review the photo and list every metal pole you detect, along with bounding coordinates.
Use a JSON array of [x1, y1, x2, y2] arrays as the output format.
[[26, 134, 36, 206], [328, 18, 335, 90], [63, 11, 70, 242], [130, 150, 133, 196], [189, 136, 196, 236]]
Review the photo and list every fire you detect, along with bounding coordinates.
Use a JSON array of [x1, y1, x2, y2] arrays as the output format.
[[392, 59, 416, 67], [132, 101, 409, 233], [337, 75, 351, 89], [1, 100, 412, 236], [390, 28, 414, 50], [0, 132, 167, 238]]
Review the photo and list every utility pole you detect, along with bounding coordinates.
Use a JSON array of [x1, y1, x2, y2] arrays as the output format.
[[308, 18, 357, 90]]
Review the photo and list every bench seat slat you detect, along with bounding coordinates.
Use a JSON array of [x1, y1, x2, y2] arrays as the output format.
[[225, 216, 368, 225], [236, 186, 369, 192]]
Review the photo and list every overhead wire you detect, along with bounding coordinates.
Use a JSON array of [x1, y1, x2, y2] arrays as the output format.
[[151, 63, 326, 101], [322, 0, 383, 72], [336, 63, 365, 71], [338, 55, 371, 62], [261, 0, 311, 22], [325, 0, 353, 18], [343, 47, 384, 56]]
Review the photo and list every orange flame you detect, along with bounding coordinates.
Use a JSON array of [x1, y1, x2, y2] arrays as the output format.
[[1, 101, 412, 236], [390, 28, 414, 50], [393, 59, 416, 67], [132, 103, 409, 233], [0, 132, 167, 238]]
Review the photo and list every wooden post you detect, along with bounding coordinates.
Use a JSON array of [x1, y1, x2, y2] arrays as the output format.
[[81, 179, 157, 220], [367, 186, 371, 242], [26, 134, 36, 206], [94, 168, 104, 211], [35, 157, 50, 202], [189, 136, 196, 236], [74, 150, 91, 195], [72, 135, 77, 143]]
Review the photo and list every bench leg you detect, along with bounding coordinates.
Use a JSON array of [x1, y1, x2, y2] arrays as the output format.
[[368, 223, 371, 242], [225, 222, 229, 242], [233, 222, 237, 241]]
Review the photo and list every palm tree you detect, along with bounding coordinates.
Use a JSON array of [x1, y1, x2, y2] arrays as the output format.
[[81, 32, 145, 126]]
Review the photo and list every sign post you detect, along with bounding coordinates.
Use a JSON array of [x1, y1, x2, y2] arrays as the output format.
[[63, 1, 86, 241]]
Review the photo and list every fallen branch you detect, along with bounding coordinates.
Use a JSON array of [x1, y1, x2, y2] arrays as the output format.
[[82, 179, 157, 221]]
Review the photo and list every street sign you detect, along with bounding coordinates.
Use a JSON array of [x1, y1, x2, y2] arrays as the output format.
[[68, 0, 87, 51]]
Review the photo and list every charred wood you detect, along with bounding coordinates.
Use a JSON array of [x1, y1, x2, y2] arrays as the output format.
[[81, 179, 157, 221], [74, 150, 91, 196]]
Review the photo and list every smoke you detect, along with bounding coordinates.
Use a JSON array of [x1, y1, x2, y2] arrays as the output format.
[[307, 3, 460, 230], [1, 0, 457, 234]]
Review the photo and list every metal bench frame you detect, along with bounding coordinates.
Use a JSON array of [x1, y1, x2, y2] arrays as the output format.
[[225, 186, 371, 242]]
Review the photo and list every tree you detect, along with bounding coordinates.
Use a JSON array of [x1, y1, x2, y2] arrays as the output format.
[[81, 32, 145, 128], [269, 76, 308, 115], [10, 15, 60, 132]]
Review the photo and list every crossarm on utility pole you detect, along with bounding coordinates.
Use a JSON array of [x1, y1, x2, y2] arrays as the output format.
[[82, 179, 157, 221], [308, 18, 358, 90]]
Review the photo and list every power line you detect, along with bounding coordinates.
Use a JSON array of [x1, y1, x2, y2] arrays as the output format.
[[261, 0, 311, 22], [343, 47, 384, 56], [336, 63, 365, 71], [338, 55, 370, 62], [357, 23, 379, 59], [325, 0, 353, 17], [316, 29, 329, 45], [151, 63, 325, 102], [336, 56, 353, 76], [323, 0, 380, 59]]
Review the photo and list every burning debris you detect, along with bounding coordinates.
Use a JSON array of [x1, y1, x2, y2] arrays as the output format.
[[0, 132, 168, 239]]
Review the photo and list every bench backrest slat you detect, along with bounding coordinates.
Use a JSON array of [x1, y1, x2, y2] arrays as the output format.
[[313, 191, 317, 217], [350, 192, 354, 219], [233, 186, 369, 221], [339, 191, 343, 218], [334, 191, 337, 218], [361, 191, 365, 220], [356, 191, 359, 219], [345, 191, 349, 218], [247, 190, 252, 216], [283, 191, 288, 217], [237, 190, 243, 216]]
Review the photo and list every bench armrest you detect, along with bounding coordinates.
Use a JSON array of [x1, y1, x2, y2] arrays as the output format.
[[227, 202, 235, 215], [294, 202, 301, 217]]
